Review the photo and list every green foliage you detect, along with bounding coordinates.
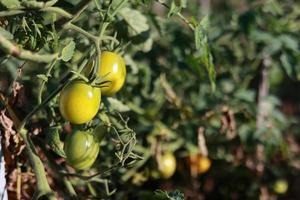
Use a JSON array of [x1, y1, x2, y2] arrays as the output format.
[[46, 127, 66, 158], [0, 0, 300, 199], [61, 40, 76, 62]]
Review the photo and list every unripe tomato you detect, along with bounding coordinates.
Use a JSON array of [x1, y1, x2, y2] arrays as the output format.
[[273, 179, 288, 194], [86, 51, 126, 96], [99, 51, 126, 96], [158, 152, 176, 179], [59, 80, 101, 124], [64, 130, 99, 170], [198, 156, 211, 174]]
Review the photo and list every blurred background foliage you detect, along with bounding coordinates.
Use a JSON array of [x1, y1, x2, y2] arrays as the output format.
[[0, 0, 300, 199]]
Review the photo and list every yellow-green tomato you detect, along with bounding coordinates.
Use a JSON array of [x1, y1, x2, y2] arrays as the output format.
[[59, 80, 101, 124], [64, 130, 99, 170], [158, 152, 176, 179], [273, 179, 288, 194], [99, 51, 126, 96]]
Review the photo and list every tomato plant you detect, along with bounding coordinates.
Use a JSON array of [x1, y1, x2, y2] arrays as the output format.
[[0, 0, 299, 199]]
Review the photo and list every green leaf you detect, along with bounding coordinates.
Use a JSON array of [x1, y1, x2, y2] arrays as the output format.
[[46, 128, 66, 158], [106, 97, 130, 112], [0, 0, 20, 9], [194, 16, 215, 91], [195, 16, 209, 50], [154, 190, 184, 200], [167, 0, 187, 17], [119, 7, 149, 36], [61, 40, 75, 62], [279, 35, 298, 52], [141, 0, 154, 4], [167, 1, 181, 17], [0, 27, 13, 40], [280, 53, 296, 79], [36, 74, 48, 82], [168, 190, 185, 200]]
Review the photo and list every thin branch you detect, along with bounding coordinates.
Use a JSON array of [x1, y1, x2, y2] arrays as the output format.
[[256, 58, 270, 129], [0, 35, 58, 63], [0, 10, 25, 17], [38, 60, 57, 104], [41, 7, 72, 18], [156, 1, 195, 30]]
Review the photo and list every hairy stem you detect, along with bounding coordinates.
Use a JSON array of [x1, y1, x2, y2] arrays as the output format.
[[0, 35, 58, 63], [38, 60, 57, 104], [19, 130, 56, 200], [256, 58, 270, 129], [35, 138, 77, 198], [156, 1, 195, 30]]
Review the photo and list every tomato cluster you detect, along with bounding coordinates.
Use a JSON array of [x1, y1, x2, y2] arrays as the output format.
[[59, 51, 126, 125], [59, 52, 126, 170]]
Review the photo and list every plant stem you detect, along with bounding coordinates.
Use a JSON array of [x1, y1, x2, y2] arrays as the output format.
[[63, 22, 101, 60], [19, 83, 66, 131], [19, 130, 56, 200], [64, 23, 98, 41], [156, 1, 195, 30], [0, 10, 25, 17], [35, 138, 77, 198], [0, 34, 58, 63], [70, 0, 92, 23], [38, 60, 57, 104], [41, 7, 72, 18], [110, 0, 129, 18], [256, 58, 270, 129]]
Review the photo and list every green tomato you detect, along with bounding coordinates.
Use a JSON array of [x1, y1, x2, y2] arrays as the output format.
[[64, 130, 99, 170]]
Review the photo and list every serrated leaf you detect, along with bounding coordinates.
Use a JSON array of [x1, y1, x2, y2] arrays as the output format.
[[119, 7, 149, 36], [167, 0, 187, 17], [106, 97, 130, 112], [279, 35, 298, 52], [46, 128, 66, 158], [36, 74, 48, 82], [154, 190, 184, 200], [194, 16, 216, 92], [99, 113, 111, 125], [195, 16, 209, 50], [167, 1, 181, 17], [280, 53, 296, 80], [0, 0, 20, 9], [61, 40, 75, 62], [168, 190, 184, 200], [0, 27, 13, 40]]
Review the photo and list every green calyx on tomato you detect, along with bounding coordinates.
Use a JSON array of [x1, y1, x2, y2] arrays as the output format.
[[59, 80, 101, 124], [85, 51, 126, 96], [158, 152, 177, 179], [64, 130, 100, 170]]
